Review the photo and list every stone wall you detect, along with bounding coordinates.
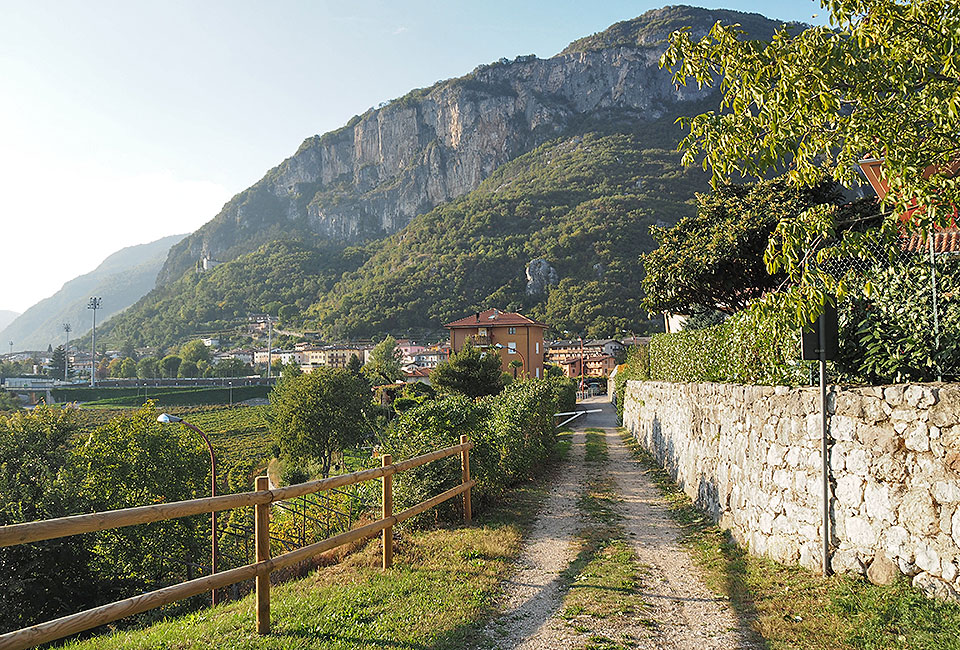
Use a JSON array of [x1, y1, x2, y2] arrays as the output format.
[[622, 380, 960, 599]]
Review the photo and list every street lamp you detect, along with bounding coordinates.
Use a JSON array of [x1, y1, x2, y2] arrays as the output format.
[[157, 413, 220, 606], [494, 343, 526, 378]]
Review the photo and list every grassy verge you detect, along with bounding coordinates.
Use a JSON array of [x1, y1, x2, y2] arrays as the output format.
[[55, 432, 573, 650], [558, 428, 651, 650], [618, 428, 960, 650]]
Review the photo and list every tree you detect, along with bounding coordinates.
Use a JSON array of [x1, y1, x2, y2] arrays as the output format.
[[70, 405, 207, 600], [345, 353, 363, 374], [136, 356, 160, 379], [363, 335, 403, 385], [160, 355, 182, 378], [211, 357, 252, 377], [179, 339, 210, 364], [119, 340, 137, 361], [642, 180, 847, 315], [0, 407, 93, 630], [0, 392, 20, 411], [177, 359, 199, 378], [48, 345, 71, 380], [270, 368, 370, 478], [107, 358, 123, 377], [660, 0, 960, 323], [430, 340, 504, 398], [119, 357, 137, 378]]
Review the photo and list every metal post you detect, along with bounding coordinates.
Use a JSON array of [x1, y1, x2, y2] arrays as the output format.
[[159, 414, 219, 604], [929, 225, 942, 382], [820, 317, 831, 576]]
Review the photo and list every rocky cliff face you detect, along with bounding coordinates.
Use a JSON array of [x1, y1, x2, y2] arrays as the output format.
[[159, 48, 711, 283], [157, 6, 783, 285]]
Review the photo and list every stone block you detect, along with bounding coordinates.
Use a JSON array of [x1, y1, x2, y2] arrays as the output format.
[[769, 536, 800, 564], [857, 424, 898, 453], [836, 475, 864, 508], [846, 516, 877, 548], [845, 448, 870, 476], [913, 573, 959, 600], [915, 544, 941, 575], [871, 456, 907, 483], [884, 386, 905, 406], [867, 554, 900, 586], [864, 482, 895, 523], [904, 385, 937, 409], [882, 525, 910, 558], [799, 543, 820, 570], [833, 416, 857, 441], [900, 489, 939, 537], [943, 559, 958, 583], [934, 481, 960, 505], [832, 547, 864, 574], [904, 422, 930, 452], [952, 508, 960, 547]]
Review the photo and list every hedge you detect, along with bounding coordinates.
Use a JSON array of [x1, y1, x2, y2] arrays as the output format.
[[379, 377, 574, 521]]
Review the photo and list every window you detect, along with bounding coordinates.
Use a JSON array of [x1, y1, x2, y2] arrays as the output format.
[[508, 342, 516, 354], [508, 327, 516, 334], [536, 367, 541, 378], [535, 341, 540, 354]]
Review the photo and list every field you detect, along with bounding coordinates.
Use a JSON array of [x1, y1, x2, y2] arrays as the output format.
[[56, 385, 272, 408]]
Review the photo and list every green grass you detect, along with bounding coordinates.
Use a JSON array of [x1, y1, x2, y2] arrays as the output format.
[[557, 428, 650, 650], [617, 428, 960, 650], [54, 435, 570, 650]]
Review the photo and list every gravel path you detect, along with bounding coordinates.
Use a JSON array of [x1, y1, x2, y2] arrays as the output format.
[[484, 429, 585, 649], [487, 396, 761, 649]]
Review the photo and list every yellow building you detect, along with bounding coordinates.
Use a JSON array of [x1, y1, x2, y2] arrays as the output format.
[[444, 309, 547, 379]]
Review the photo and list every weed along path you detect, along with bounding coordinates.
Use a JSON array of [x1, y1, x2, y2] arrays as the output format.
[[487, 396, 761, 649]]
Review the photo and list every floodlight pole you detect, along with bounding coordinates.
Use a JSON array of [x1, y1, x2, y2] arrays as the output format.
[[62, 323, 72, 381], [88, 297, 101, 387]]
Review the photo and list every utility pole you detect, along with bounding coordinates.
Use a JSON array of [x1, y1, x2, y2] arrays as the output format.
[[88, 297, 101, 388], [266, 317, 274, 378], [62, 323, 72, 381]]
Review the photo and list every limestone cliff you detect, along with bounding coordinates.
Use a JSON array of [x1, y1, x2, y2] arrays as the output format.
[[157, 6, 785, 285]]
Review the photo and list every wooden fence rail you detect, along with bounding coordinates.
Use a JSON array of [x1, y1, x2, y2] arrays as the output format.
[[0, 439, 474, 650]]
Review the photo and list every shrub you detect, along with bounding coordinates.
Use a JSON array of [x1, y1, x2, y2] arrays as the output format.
[[380, 377, 570, 521]]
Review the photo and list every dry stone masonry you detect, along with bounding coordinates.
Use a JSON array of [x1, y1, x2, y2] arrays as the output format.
[[622, 380, 960, 600]]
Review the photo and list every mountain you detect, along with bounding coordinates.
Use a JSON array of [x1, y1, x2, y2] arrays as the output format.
[[0, 311, 18, 333], [0, 234, 186, 351], [99, 6, 789, 346]]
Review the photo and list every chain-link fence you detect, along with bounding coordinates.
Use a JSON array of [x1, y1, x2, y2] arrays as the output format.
[[828, 230, 960, 383]]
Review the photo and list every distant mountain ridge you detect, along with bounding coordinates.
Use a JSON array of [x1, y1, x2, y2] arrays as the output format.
[[0, 234, 186, 351], [0, 310, 18, 333]]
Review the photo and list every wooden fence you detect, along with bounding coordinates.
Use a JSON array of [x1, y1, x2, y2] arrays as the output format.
[[0, 436, 474, 650]]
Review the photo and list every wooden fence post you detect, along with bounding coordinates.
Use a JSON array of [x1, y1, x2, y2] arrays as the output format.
[[255, 475, 270, 635], [460, 435, 472, 524], [382, 454, 393, 569]]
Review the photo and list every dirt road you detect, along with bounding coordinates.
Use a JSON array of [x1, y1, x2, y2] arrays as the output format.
[[486, 396, 760, 649]]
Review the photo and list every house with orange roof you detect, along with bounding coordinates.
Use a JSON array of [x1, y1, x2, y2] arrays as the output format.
[[443, 309, 547, 379]]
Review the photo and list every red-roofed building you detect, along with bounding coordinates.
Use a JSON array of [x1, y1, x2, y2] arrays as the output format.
[[443, 309, 547, 379]]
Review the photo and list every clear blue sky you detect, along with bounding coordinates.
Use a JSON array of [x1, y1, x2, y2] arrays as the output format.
[[0, 1, 827, 314]]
